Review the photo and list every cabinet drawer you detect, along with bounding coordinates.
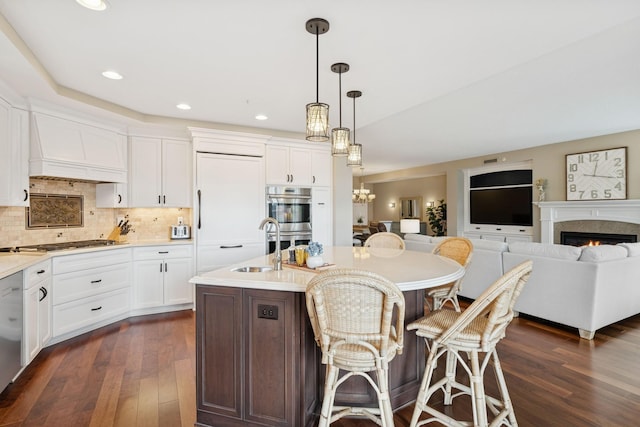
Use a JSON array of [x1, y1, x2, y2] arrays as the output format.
[[53, 263, 130, 305], [197, 243, 265, 273], [133, 245, 193, 260], [53, 248, 131, 274], [24, 259, 52, 289], [52, 288, 130, 337]]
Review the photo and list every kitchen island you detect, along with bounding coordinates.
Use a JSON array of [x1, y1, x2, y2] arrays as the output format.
[[190, 246, 465, 427]]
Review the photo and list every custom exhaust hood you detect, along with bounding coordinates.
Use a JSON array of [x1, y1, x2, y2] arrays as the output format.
[[29, 112, 127, 183]]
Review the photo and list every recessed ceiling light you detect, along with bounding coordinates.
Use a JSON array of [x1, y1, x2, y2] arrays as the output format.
[[102, 70, 123, 80], [176, 103, 192, 110], [76, 0, 107, 11], [255, 114, 268, 121]]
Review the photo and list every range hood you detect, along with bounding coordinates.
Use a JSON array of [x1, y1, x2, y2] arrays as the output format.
[[29, 112, 127, 183]]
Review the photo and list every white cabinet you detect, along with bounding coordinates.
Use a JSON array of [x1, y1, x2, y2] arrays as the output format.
[[132, 245, 193, 309], [95, 183, 128, 208], [266, 143, 312, 185], [195, 152, 265, 274], [312, 187, 333, 246], [52, 249, 131, 339], [0, 99, 29, 207], [129, 136, 191, 207], [311, 149, 332, 186], [23, 259, 51, 365]]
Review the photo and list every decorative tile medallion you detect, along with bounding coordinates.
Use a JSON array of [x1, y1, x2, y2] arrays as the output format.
[[26, 193, 84, 229]]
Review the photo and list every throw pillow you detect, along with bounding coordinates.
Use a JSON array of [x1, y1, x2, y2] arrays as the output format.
[[618, 242, 640, 257], [579, 245, 629, 262]]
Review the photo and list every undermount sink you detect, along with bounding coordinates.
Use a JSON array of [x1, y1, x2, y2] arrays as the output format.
[[231, 266, 273, 273]]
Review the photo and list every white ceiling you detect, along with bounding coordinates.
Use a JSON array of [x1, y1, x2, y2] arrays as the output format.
[[1, 0, 640, 175]]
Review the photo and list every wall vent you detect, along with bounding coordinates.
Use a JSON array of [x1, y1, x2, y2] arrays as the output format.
[[483, 158, 498, 164]]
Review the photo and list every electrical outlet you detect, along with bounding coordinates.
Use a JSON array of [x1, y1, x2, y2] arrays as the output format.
[[257, 304, 278, 320]]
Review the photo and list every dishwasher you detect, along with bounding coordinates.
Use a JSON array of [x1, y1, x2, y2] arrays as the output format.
[[0, 271, 23, 393]]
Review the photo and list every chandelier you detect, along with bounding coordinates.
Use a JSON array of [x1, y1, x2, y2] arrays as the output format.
[[353, 168, 376, 203]]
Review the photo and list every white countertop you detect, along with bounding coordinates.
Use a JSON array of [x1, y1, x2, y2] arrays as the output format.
[[0, 239, 193, 280], [190, 246, 465, 292]]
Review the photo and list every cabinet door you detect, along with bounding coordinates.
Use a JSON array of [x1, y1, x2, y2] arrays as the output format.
[[265, 144, 290, 185], [196, 153, 265, 274], [0, 102, 29, 206], [23, 286, 40, 364], [162, 139, 191, 207], [39, 281, 52, 348], [312, 187, 333, 246], [288, 147, 312, 186], [311, 149, 331, 186], [96, 183, 128, 208], [129, 136, 163, 207], [163, 257, 193, 305], [132, 259, 164, 309]]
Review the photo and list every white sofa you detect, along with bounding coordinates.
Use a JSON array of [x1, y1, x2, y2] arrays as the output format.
[[404, 234, 640, 339]]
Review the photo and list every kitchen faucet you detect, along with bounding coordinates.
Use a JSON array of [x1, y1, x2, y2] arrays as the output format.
[[259, 217, 282, 271]]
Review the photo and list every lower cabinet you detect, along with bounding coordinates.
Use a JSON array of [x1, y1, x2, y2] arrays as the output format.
[[52, 248, 131, 340], [132, 245, 193, 309], [195, 285, 321, 427], [23, 259, 52, 365]]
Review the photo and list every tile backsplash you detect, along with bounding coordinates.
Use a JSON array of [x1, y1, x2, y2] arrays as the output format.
[[0, 179, 191, 247]]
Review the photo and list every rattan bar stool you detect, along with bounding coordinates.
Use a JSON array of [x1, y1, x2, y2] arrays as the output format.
[[407, 260, 533, 427], [305, 268, 405, 427], [364, 232, 406, 249], [426, 237, 473, 312]]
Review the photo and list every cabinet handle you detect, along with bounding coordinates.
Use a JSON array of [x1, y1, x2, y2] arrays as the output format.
[[317, 202, 325, 205], [39, 287, 47, 302], [220, 245, 243, 249], [164, 262, 168, 272], [290, 174, 294, 182], [160, 263, 163, 272], [118, 194, 122, 204], [23, 189, 28, 202], [158, 251, 169, 254], [197, 189, 202, 229], [91, 279, 102, 284], [158, 195, 161, 204], [37, 269, 46, 274], [163, 195, 166, 204], [91, 306, 103, 311], [313, 176, 316, 184]]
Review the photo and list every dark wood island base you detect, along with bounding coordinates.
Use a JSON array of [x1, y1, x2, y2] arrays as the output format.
[[195, 284, 425, 427]]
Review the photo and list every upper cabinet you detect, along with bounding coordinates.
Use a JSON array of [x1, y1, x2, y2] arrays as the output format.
[[30, 112, 127, 183], [0, 98, 29, 206], [129, 136, 191, 207], [266, 139, 331, 187]]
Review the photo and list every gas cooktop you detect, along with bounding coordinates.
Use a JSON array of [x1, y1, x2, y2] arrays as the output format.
[[0, 239, 117, 253]]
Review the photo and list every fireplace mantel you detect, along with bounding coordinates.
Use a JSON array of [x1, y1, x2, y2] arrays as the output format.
[[536, 200, 640, 244]]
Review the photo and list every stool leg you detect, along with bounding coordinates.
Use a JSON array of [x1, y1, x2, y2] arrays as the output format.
[[491, 349, 518, 426], [319, 364, 339, 427], [443, 349, 458, 405], [376, 365, 394, 427], [409, 344, 440, 427], [469, 350, 488, 427]]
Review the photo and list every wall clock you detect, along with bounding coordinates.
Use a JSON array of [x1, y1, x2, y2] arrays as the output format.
[[565, 147, 627, 200]]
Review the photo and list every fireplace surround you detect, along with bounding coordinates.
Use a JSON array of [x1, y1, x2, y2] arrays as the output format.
[[537, 200, 640, 244]]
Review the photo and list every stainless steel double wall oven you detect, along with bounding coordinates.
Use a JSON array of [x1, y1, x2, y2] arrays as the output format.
[[265, 186, 312, 253]]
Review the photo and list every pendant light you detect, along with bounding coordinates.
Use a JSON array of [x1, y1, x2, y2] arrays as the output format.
[[330, 63, 350, 156], [305, 18, 330, 142], [346, 90, 362, 166]]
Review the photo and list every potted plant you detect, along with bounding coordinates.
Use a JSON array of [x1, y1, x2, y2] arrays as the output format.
[[305, 241, 324, 268], [426, 199, 447, 236]]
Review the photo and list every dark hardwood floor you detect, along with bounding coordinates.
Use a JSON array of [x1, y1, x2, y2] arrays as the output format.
[[1, 307, 640, 427]]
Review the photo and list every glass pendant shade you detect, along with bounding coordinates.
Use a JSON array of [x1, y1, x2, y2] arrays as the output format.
[[347, 143, 362, 166], [331, 127, 350, 155], [306, 102, 330, 142]]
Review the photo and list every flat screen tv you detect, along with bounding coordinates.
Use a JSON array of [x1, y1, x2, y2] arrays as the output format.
[[470, 186, 533, 227]]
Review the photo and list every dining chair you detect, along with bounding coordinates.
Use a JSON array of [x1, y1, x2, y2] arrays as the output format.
[[406, 260, 532, 427], [305, 268, 405, 427], [364, 232, 406, 250], [426, 237, 473, 312]]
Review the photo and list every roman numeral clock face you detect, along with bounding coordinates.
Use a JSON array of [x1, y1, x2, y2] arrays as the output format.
[[566, 147, 627, 200]]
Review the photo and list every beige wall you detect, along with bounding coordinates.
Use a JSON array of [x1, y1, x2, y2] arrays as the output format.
[[360, 129, 640, 241], [0, 178, 191, 247]]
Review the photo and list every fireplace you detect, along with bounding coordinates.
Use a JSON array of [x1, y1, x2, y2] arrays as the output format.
[[560, 231, 637, 247]]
